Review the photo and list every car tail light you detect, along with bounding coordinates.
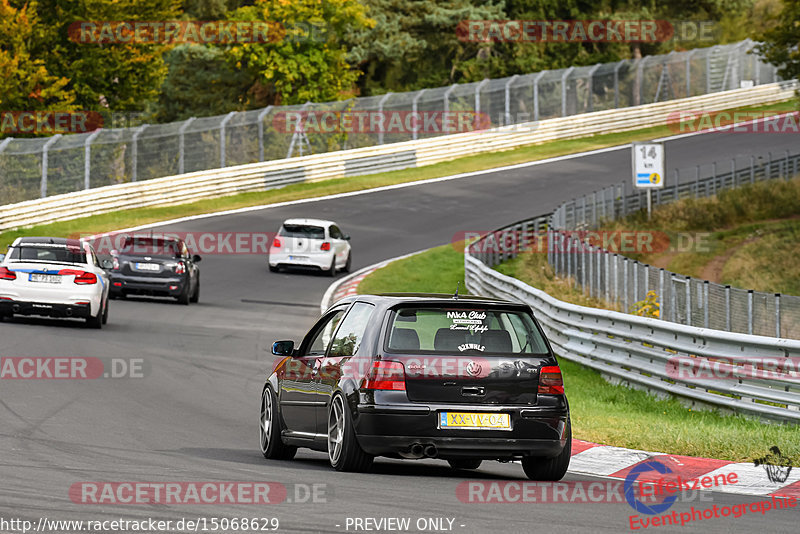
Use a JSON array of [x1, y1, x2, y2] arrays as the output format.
[[0, 267, 16, 280], [73, 271, 97, 285], [272, 238, 282, 248], [174, 262, 186, 274], [320, 242, 331, 251], [538, 366, 564, 394], [361, 361, 406, 391], [75, 301, 90, 305]]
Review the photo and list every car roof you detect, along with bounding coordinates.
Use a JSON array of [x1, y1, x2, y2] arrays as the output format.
[[13, 236, 84, 248], [282, 218, 336, 228], [329, 292, 526, 311]]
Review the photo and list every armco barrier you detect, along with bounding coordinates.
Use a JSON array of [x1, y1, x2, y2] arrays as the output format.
[[465, 224, 800, 423], [0, 81, 795, 233]]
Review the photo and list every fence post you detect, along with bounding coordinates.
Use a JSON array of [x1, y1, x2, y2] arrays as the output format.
[[84, 129, 102, 190], [596, 247, 602, 299], [613, 60, 625, 107], [41, 134, 62, 198], [747, 289, 754, 335], [412, 89, 426, 140], [785, 150, 790, 180], [767, 151, 772, 180], [623, 258, 629, 311], [474, 78, 489, 115], [604, 252, 610, 303], [130, 125, 149, 182], [731, 158, 736, 187], [775, 293, 781, 338], [632, 260, 638, 306], [531, 71, 546, 121], [703, 280, 709, 328], [711, 161, 717, 195], [685, 276, 692, 326], [658, 268, 665, 320], [686, 49, 697, 97], [670, 276, 677, 322], [561, 67, 574, 117], [750, 155, 755, 184], [586, 64, 601, 112], [673, 169, 679, 201], [377, 92, 393, 144], [443, 85, 457, 132], [178, 117, 196, 173], [694, 165, 700, 197], [725, 285, 731, 331], [219, 111, 237, 167], [581, 238, 587, 293], [504, 75, 519, 125], [256, 106, 273, 162], [588, 244, 594, 297], [566, 236, 572, 285]]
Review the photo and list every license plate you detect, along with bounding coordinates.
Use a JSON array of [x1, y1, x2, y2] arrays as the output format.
[[439, 412, 511, 430], [29, 273, 61, 284], [289, 255, 308, 261], [135, 263, 160, 271]]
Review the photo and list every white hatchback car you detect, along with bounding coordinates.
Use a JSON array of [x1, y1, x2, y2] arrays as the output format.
[[268, 219, 351, 276], [0, 237, 110, 328]]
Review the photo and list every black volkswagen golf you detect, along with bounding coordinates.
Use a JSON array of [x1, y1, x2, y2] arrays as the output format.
[[260, 293, 571, 480]]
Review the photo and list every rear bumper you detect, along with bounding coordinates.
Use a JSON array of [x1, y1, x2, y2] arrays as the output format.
[[0, 300, 91, 318], [269, 251, 333, 270], [109, 274, 185, 296], [354, 403, 569, 459]]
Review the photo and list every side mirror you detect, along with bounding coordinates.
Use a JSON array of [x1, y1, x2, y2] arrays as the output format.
[[192, 254, 202, 263], [344, 235, 350, 241], [272, 340, 295, 356], [100, 259, 114, 270]]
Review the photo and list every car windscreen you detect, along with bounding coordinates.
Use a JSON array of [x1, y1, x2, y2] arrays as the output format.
[[385, 307, 550, 354], [8, 244, 87, 264], [279, 224, 325, 240], [120, 237, 179, 256]]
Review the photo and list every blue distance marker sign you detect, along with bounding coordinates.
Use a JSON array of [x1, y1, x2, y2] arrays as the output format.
[[632, 142, 665, 189]]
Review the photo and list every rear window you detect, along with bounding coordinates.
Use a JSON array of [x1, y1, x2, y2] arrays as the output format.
[[120, 237, 179, 256], [9, 244, 87, 264], [279, 224, 325, 240], [386, 307, 549, 354]]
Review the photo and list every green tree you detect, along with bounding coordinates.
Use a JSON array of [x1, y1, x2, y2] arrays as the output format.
[[152, 44, 252, 122], [0, 0, 75, 111], [224, 0, 372, 105], [756, 0, 800, 82], [22, 0, 181, 112]]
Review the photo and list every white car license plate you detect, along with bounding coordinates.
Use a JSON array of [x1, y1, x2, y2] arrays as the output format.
[[29, 273, 62, 284], [289, 255, 309, 261], [135, 263, 160, 271]]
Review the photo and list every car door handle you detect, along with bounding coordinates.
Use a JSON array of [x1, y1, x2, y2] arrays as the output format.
[[461, 386, 485, 396]]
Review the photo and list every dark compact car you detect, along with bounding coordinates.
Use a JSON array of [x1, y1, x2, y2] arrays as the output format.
[[105, 235, 201, 305], [260, 293, 571, 479]]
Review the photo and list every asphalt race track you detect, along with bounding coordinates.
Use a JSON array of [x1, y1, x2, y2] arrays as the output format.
[[2, 130, 798, 533]]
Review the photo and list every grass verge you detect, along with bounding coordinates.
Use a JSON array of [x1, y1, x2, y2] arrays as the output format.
[[2, 100, 794, 250], [356, 243, 800, 462]]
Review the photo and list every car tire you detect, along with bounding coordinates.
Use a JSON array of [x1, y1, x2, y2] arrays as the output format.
[[521, 420, 571, 481], [269, 265, 279, 273], [260, 386, 297, 460], [326, 258, 336, 277], [447, 459, 482, 470], [176, 283, 190, 305], [327, 393, 373, 472], [190, 279, 199, 303], [343, 252, 352, 273], [86, 300, 105, 329], [101, 298, 109, 325]]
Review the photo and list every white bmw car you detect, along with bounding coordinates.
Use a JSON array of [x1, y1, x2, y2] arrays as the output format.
[[0, 237, 110, 328], [268, 219, 351, 276]]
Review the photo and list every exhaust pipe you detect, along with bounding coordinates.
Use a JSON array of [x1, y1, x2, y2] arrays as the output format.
[[410, 443, 424, 457], [423, 444, 438, 458]]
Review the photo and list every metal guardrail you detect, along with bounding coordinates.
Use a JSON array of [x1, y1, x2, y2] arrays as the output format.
[[1, 82, 794, 233], [0, 40, 777, 205], [548, 148, 800, 339], [465, 238, 800, 423]]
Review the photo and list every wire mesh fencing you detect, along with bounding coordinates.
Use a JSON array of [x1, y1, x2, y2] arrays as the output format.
[[0, 40, 778, 205], [548, 149, 800, 339]]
